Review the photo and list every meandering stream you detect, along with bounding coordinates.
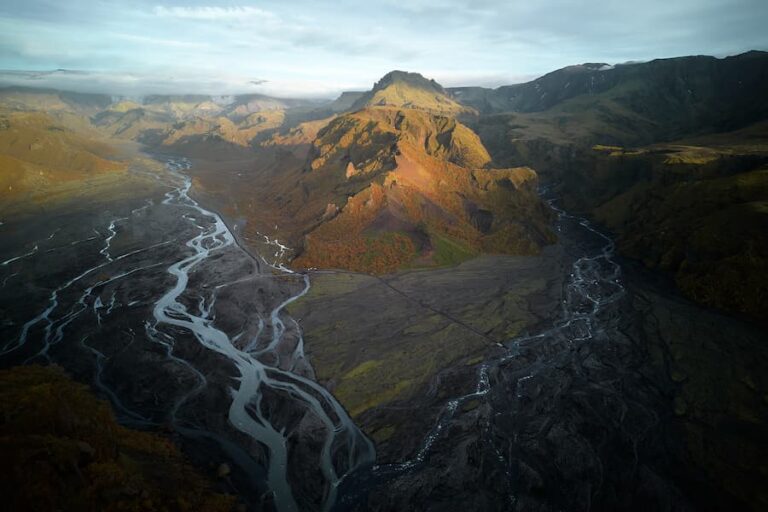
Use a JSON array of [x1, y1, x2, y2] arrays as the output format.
[[0, 157, 373, 511], [331, 192, 647, 510], [2, 158, 744, 511]]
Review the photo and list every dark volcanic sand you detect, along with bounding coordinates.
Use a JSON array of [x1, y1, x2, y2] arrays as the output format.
[[0, 158, 372, 511], [1, 159, 766, 511], [297, 203, 767, 512]]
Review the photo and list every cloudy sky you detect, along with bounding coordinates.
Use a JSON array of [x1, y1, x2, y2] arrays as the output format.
[[0, 0, 766, 97]]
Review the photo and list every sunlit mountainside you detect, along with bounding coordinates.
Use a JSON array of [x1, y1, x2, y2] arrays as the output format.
[[1, 47, 767, 512]]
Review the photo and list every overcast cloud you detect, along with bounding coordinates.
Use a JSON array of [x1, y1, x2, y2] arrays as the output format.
[[0, 0, 766, 97]]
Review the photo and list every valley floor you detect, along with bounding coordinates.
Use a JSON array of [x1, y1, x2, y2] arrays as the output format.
[[0, 151, 765, 511], [290, 197, 768, 512]]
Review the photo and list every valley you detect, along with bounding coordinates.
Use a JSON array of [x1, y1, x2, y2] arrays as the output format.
[[1, 50, 767, 512]]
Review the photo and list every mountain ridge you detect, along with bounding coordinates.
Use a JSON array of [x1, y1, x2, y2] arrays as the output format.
[[3, 52, 767, 316], [350, 70, 474, 116]]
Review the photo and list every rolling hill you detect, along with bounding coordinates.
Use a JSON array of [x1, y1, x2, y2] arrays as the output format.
[[0, 109, 128, 209]]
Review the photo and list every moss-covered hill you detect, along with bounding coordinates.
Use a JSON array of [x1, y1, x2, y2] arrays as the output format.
[[0, 365, 235, 512], [585, 134, 768, 320], [454, 51, 768, 140], [468, 52, 768, 321]]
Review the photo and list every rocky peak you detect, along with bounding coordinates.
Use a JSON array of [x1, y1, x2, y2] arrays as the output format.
[[372, 70, 447, 94], [351, 70, 472, 116]]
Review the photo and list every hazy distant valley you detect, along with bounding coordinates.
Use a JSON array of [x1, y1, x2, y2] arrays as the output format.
[[1, 51, 767, 512]]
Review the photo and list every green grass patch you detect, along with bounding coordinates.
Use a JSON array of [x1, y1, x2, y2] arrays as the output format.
[[430, 232, 477, 266], [344, 359, 383, 380], [371, 425, 397, 443]]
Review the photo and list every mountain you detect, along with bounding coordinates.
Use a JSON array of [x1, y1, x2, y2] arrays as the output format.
[[453, 51, 768, 129], [564, 126, 768, 320], [463, 51, 768, 147], [0, 86, 113, 116], [328, 91, 365, 112], [0, 86, 344, 163], [3, 55, 766, 317], [290, 106, 553, 272], [223, 71, 556, 273], [0, 110, 127, 211], [2, 53, 767, 512], [188, 72, 555, 274], [91, 106, 171, 140], [189, 56, 766, 288], [350, 71, 475, 116], [463, 50, 768, 321]]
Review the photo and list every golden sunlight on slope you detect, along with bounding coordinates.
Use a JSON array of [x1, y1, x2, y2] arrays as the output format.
[[289, 107, 554, 272], [0, 111, 128, 207], [352, 71, 475, 117]]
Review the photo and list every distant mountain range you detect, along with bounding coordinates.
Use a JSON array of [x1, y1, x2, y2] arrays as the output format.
[[451, 51, 768, 118], [2, 50, 766, 320]]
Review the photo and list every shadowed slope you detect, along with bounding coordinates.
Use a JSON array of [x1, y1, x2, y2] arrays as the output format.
[[0, 365, 235, 512], [469, 51, 768, 320]]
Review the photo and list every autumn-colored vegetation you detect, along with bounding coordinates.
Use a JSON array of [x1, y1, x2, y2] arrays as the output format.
[[0, 365, 235, 512], [289, 105, 554, 273], [0, 110, 131, 209]]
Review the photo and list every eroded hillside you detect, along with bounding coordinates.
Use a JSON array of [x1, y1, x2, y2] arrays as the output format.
[[288, 106, 553, 272]]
